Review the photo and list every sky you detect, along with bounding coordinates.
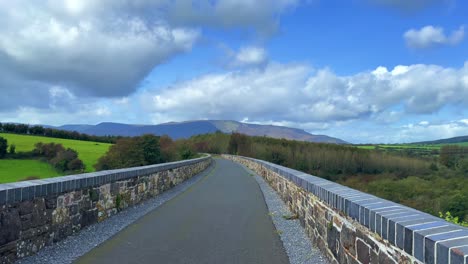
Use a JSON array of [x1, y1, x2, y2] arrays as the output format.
[[0, 0, 467, 144]]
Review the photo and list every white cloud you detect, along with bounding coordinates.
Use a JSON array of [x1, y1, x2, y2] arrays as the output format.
[[0, 0, 296, 110], [141, 61, 468, 124], [419, 120, 429, 126], [398, 120, 468, 142], [233, 46, 268, 67], [404, 25, 465, 49]]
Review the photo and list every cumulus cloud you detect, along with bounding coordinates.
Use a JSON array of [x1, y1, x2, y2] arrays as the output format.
[[398, 120, 468, 142], [404, 25, 465, 49], [0, 1, 199, 98], [227, 46, 269, 68], [0, 0, 296, 110], [140, 61, 468, 125]]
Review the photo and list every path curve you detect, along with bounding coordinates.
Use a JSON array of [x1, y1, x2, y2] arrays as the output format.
[[75, 158, 289, 264]]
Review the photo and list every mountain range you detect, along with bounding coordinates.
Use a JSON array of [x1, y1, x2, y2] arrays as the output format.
[[55, 120, 348, 144]]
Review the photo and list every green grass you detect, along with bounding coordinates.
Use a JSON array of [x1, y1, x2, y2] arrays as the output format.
[[0, 159, 61, 183], [356, 142, 468, 150], [0, 133, 111, 172]]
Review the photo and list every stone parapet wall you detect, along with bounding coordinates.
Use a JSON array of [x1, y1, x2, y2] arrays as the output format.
[[0, 156, 211, 263], [223, 155, 468, 264]]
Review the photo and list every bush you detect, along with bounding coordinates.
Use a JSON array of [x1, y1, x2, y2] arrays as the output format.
[[33, 142, 85, 172], [95, 134, 164, 170], [0, 136, 7, 158], [68, 158, 85, 171], [8, 144, 16, 154]]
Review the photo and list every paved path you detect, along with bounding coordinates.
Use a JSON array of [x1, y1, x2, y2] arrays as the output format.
[[75, 158, 289, 264]]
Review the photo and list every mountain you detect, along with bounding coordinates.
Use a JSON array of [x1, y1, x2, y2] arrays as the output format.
[[412, 135, 468, 145], [56, 120, 348, 144]]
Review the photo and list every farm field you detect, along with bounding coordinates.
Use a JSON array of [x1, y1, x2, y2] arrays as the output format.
[[0, 133, 112, 173], [354, 142, 468, 159], [356, 142, 468, 150], [0, 159, 61, 183]]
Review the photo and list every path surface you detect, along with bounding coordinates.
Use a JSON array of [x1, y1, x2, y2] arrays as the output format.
[[75, 158, 289, 264]]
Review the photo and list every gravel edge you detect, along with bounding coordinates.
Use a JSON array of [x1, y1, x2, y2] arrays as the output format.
[[240, 164, 329, 264], [17, 162, 216, 264]]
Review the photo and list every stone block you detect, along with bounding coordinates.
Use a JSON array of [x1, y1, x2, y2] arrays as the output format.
[[356, 239, 371, 264], [0, 209, 20, 245], [413, 225, 460, 262], [425, 230, 468, 264], [436, 238, 468, 264], [399, 219, 445, 255], [327, 225, 340, 259], [19, 201, 34, 215], [450, 246, 468, 264], [341, 224, 356, 254]]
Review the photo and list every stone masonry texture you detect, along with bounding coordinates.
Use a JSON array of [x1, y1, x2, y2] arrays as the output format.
[[0, 156, 211, 264], [223, 155, 468, 264]]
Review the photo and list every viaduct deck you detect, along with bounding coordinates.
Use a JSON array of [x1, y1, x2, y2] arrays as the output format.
[[75, 158, 289, 264]]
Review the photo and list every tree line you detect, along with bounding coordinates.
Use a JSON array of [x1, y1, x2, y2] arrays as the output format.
[[0, 136, 85, 173], [0, 122, 120, 143], [94, 135, 197, 170], [188, 132, 468, 222]]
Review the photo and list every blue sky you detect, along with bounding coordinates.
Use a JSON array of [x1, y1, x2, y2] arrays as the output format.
[[0, 0, 467, 143]]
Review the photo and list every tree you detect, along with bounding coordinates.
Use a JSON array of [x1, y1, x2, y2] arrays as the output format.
[[2, 123, 16, 133], [29, 125, 45, 135], [0, 137, 7, 158], [138, 134, 162, 164], [160, 135, 176, 162], [95, 135, 163, 171], [8, 144, 15, 155], [228, 133, 251, 155]]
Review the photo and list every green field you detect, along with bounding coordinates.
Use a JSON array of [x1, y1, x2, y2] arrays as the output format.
[[356, 142, 468, 150], [0, 133, 112, 172], [0, 159, 61, 183], [354, 142, 468, 159]]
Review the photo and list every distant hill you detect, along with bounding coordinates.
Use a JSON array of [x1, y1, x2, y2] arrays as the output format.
[[413, 135, 468, 145], [55, 120, 348, 144]]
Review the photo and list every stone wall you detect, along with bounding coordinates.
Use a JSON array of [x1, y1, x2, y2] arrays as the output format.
[[0, 156, 211, 263], [223, 155, 468, 264]]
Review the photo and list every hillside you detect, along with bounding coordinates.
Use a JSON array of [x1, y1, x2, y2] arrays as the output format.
[[0, 133, 111, 172], [56, 120, 348, 144], [413, 135, 468, 145]]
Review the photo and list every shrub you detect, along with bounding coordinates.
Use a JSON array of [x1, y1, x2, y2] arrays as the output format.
[[0, 136, 7, 158], [95, 134, 163, 171], [33, 142, 85, 172], [9, 144, 16, 154]]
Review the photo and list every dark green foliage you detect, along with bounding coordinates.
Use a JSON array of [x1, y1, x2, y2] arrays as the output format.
[[33, 142, 85, 172], [228, 133, 251, 156], [440, 145, 468, 168], [89, 189, 99, 202], [29, 125, 45, 135], [95, 134, 162, 170], [8, 144, 15, 154], [0, 136, 7, 158], [115, 193, 122, 211], [68, 158, 84, 171], [187, 132, 468, 221], [139, 134, 162, 164], [0, 122, 120, 143], [177, 141, 196, 160]]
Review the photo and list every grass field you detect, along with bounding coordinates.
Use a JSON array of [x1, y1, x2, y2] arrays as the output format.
[[0, 133, 111, 172], [0, 159, 61, 183], [355, 142, 468, 150]]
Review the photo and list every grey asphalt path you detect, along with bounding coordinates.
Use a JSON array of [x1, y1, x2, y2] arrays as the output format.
[[75, 158, 289, 264]]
